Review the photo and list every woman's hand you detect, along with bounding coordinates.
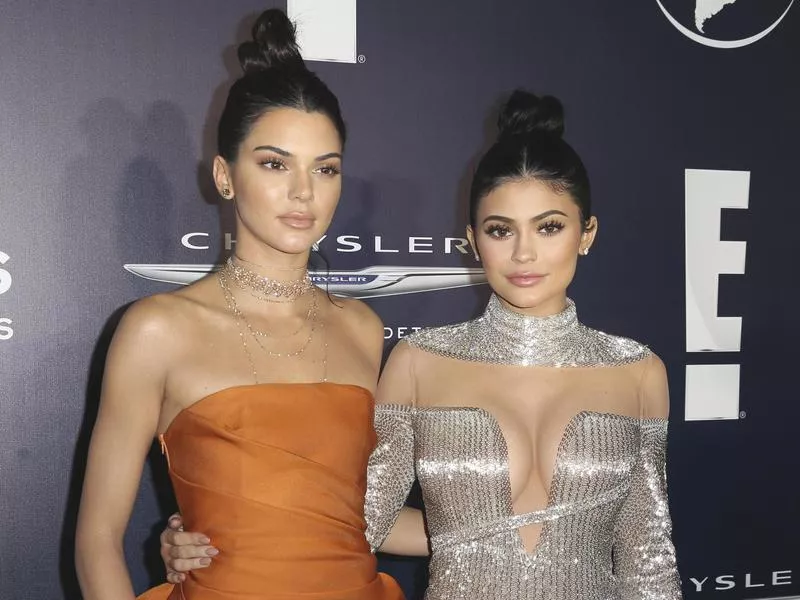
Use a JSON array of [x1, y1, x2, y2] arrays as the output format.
[[160, 513, 219, 584]]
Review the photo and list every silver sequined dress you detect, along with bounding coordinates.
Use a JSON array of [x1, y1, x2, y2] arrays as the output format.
[[365, 295, 682, 599]]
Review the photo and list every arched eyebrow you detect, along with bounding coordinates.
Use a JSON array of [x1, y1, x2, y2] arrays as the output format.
[[253, 144, 290, 156], [253, 145, 342, 162], [481, 209, 569, 224], [314, 152, 342, 161]]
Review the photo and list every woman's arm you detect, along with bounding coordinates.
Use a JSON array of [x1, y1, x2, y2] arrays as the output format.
[[365, 341, 429, 556], [375, 506, 429, 556], [75, 298, 173, 599], [613, 354, 682, 599]]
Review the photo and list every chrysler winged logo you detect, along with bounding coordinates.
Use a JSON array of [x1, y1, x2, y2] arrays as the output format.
[[124, 264, 487, 298]]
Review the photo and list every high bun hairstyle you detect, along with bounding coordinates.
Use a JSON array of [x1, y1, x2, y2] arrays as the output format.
[[217, 9, 347, 162], [469, 90, 591, 229]]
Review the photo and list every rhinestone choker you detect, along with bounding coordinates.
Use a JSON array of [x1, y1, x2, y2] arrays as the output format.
[[221, 257, 314, 301]]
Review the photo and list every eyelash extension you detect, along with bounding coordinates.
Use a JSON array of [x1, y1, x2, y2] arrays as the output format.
[[484, 224, 512, 238], [259, 157, 341, 176], [317, 164, 341, 176], [260, 156, 287, 170], [538, 220, 566, 236]]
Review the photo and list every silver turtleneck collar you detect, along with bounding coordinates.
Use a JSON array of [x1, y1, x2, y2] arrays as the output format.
[[406, 294, 649, 367]]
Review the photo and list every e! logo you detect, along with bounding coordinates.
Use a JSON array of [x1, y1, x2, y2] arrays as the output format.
[[288, 0, 358, 63], [684, 169, 749, 420]]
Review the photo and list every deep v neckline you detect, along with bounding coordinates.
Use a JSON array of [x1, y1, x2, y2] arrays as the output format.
[[415, 405, 644, 558]]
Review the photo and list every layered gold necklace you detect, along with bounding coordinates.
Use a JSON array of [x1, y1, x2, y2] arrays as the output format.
[[217, 257, 326, 383]]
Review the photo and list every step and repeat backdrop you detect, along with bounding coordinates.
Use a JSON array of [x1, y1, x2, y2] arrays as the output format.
[[1, 1, 798, 598]]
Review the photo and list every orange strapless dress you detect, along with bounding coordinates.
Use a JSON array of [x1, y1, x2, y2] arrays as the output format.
[[138, 382, 404, 600]]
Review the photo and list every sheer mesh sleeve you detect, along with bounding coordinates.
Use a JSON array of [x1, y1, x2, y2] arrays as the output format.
[[364, 341, 417, 552], [364, 405, 416, 552], [613, 354, 682, 599]]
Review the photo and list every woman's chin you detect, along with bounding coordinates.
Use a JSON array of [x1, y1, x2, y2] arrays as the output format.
[[492, 285, 566, 316], [258, 234, 319, 257]]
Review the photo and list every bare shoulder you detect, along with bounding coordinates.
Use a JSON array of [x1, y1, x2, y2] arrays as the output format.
[[124, 275, 221, 333], [329, 295, 384, 346], [639, 351, 670, 419], [383, 339, 415, 370], [112, 293, 188, 356], [97, 294, 189, 404], [102, 282, 224, 411], [376, 340, 416, 406], [335, 296, 383, 326], [112, 284, 219, 357]]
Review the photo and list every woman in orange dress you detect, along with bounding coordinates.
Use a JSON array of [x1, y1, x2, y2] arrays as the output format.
[[74, 9, 404, 600]]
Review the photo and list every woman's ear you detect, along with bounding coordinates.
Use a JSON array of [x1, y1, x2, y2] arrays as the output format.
[[579, 216, 598, 255], [213, 156, 234, 200], [466, 225, 480, 262]]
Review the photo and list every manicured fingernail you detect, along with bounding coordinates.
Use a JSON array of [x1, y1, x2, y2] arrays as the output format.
[[200, 536, 211, 544], [206, 547, 219, 556], [200, 557, 211, 566]]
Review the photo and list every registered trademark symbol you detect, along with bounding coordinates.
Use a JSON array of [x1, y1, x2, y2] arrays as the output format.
[[358, 54, 366, 63], [739, 411, 747, 419]]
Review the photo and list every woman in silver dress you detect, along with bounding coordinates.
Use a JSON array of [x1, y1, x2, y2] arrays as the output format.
[[162, 90, 682, 599]]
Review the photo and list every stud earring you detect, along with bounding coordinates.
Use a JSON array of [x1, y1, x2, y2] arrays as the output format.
[[582, 247, 590, 256], [221, 187, 231, 199]]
